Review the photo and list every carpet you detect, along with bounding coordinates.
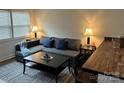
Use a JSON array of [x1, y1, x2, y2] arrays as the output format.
[[0, 59, 74, 83]]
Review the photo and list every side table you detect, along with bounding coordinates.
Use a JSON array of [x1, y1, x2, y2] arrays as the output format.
[[78, 44, 96, 67], [80, 45, 96, 55], [73, 45, 97, 82]]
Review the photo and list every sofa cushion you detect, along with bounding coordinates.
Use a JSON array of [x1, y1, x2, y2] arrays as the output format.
[[40, 36, 46, 45], [65, 38, 81, 51], [52, 37, 60, 47], [42, 47, 79, 57], [40, 36, 51, 44], [19, 40, 27, 49], [29, 45, 45, 53], [40, 37, 53, 48], [44, 38, 53, 48], [20, 48, 31, 57], [55, 39, 67, 50], [27, 39, 40, 48]]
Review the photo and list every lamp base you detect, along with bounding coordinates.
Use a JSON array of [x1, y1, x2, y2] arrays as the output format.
[[87, 37, 90, 45], [34, 32, 37, 39], [86, 44, 90, 48]]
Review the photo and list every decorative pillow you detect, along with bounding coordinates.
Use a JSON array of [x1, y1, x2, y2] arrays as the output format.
[[43, 38, 53, 48], [65, 38, 81, 51], [55, 39, 67, 50], [19, 40, 27, 49], [21, 47, 31, 56], [19, 40, 31, 56], [40, 36, 48, 45], [52, 37, 60, 47]]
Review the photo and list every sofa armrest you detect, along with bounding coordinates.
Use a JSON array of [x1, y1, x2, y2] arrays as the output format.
[[15, 51, 24, 57], [15, 51, 24, 62], [15, 44, 21, 51]]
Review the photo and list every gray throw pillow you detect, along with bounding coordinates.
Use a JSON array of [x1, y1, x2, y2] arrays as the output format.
[[55, 39, 67, 50], [40, 36, 50, 45], [19, 40, 27, 49], [18, 40, 31, 56], [21, 47, 31, 56], [52, 37, 62, 47], [65, 38, 81, 51]]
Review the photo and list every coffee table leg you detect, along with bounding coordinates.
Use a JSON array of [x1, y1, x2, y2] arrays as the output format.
[[68, 59, 71, 72], [23, 59, 26, 74], [55, 75, 58, 83], [74, 67, 78, 76]]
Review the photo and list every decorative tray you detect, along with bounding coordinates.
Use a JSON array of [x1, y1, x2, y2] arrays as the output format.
[[41, 56, 53, 61]]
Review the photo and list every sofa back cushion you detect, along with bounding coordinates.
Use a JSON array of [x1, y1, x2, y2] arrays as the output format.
[[40, 36, 46, 45], [55, 39, 67, 50], [40, 36, 81, 51], [65, 38, 81, 51], [15, 39, 40, 51], [27, 40, 40, 48]]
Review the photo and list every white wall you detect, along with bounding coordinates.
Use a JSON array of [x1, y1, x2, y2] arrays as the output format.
[[0, 38, 25, 62], [1, 9, 124, 62], [34, 9, 124, 47], [35, 10, 83, 39]]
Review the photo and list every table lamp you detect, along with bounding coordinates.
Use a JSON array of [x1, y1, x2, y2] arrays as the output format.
[[85, 28, 92, 46], [32, 26, 38, 39]]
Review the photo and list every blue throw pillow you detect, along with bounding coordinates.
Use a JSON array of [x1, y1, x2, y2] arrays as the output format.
[[43, 38, 53, 48], [55, 39, 67, 50], [21, 47, 31, 56], [19, 40, 27, 48]]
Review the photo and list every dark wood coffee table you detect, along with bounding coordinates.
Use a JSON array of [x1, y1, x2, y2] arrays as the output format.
[[23, 51, 70, 83]]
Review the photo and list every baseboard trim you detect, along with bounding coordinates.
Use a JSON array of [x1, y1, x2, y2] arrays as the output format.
[[0, 54, 15, 62]]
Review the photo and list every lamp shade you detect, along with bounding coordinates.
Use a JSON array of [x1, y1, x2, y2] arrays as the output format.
[[84, 28, 92, 37], [32, 26, 38, 32]]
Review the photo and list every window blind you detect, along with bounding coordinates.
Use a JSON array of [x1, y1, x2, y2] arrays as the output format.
[[0, 10, 12, 39], [12, 12, 30, 37]]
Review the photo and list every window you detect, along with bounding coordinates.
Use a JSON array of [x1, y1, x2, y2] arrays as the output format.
[[0, 10, 12, 39], [0, 10, 30, 40], [12, 12, 30, 37]]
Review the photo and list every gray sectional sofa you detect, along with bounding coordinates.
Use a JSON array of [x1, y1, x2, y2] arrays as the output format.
[[15, 36, 81, 67]]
